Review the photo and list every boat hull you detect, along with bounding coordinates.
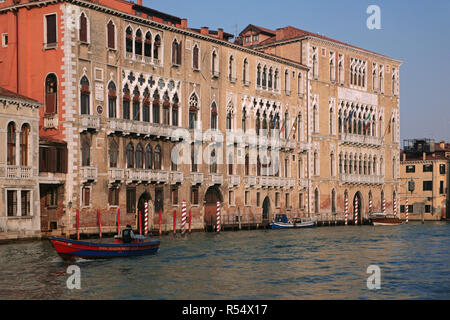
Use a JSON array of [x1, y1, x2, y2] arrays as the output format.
[[371, 218, 403, 226], [270, 222, 315, 229], [50, 236, 160, 261]]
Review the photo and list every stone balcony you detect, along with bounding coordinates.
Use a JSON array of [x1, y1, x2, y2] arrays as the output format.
[[80, 115, 100, 132], [339, 133, 382, 147], [228, 175, 241, 187], [191, 172, 204, 185], [339, 173, 384, 185], [245, 176, 257, 187], [298, 178, 308, 189], [107, 118, 177, 140], [126, 168, 169, 184], [81, 166, 98, 182], [5, 166, 33, 180], [155, 170, 169, 184], [108, 168, 125, 184], [170, 171, 184, 184], [210, 173, 224, 186], [43, 114, 58, 130]]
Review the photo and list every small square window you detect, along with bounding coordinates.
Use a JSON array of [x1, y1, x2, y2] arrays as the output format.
[[2, 33, 8, 47]]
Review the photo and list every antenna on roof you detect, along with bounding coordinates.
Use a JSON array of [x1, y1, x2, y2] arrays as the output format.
[[233, 24, 238, 38]]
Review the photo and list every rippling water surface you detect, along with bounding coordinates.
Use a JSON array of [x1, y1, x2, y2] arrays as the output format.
[[0, 222, 449, 300]]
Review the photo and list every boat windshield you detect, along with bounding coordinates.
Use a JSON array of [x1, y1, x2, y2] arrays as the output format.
[[275, 214, 289, 223]]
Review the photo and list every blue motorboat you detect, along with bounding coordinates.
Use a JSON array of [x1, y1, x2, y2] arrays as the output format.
[[270, 214, 317, 229]]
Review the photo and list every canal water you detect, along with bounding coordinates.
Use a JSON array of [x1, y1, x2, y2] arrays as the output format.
[[0, 222, 449, 300]]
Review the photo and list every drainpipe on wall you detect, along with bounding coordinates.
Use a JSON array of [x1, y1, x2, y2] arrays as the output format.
[[14, 9, 19, 95]]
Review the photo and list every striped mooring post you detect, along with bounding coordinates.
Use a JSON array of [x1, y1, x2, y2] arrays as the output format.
[[394, 197, 397, 217], [216, 201, 221, 232], [144, 201, 148, 236], [369, 196, 373, 216], [406, 198, 409, 223], [181, 200, 187, 235], [354, 197, 359, 226], [345, 196, 349, 225], [383, 197, 386, 214]]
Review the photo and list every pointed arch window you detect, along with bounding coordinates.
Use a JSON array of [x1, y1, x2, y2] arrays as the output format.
[[172, 93, 179, 126], [211, 102, 218, 130], [153, 34, 161, 61], [107, 20, 115, 49], [108, 82, 117, 118], [228, 55, 236, 82], [226, 110, 233, 130], [211, 50, 219, 77], [193, 44, 200, 70], [162, 92, 170, 126], [80, 76, 90, 115], [135, 144, 143, 169], [152, 91, 160, 124], [79, 13, 88, 43], [243, 58, 249, 85], [154, 145, 162, 170], [7, 122, 16, 166], [81, 135, 91, 167], [245, 153, 250, 176], [142, 88, 150, 122], [135, 29, 143, 57], [122, 84, 130, 120], [125, 27, 133, 54], [20, 124, 30, 167], [189, 93, 198, 129], [126, 143, 134, 168], [242, 108, 247, 133], [145, 145, 153, 169], [172, 38, 182, 65], [210, 150, 217, 174], [109, 138, 119, 168], [132, 87, 140, 121], [144, 32, 152, 59], [256, 64, 261, 87], [45, 73, 58, 115]]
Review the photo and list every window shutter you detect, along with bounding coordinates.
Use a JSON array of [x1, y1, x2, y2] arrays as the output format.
[[84, 188, 90, 207], [79, 14, 88, 42], [177, 41, 182, 65], [46, 14, 57, 44], [49, 147, 57, 173], [45, 92, 57, 115], [107, 22, 115, 49]]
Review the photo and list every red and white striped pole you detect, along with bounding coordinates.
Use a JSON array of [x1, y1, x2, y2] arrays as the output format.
[[216, 201, 221, 232], [369, 196, 373, 216], [394, 197, 397, 217], [144, 201, 148, 236], [383, 197, 386, 214], [354, 197, 359, 226], [181, 200, 187, 235], [406, 198, 409, 224], [117, 208, 121, 236], [345, 195, 348, 226]]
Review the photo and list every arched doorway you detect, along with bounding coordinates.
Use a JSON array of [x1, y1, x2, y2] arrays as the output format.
[[137, 191, 152, 234], [204, 186, 223, 229], [262, 196, 271, 222], [353, 191, 363, 225]]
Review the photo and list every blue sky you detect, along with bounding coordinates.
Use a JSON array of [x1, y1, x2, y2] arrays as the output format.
[[144, 0, 450, 143]]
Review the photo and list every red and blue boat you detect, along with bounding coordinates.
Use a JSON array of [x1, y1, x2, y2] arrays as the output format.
[[50, 236, 160, 261]]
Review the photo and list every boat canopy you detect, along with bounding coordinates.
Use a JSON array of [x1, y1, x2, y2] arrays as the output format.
[[274, 214, 289, 223]]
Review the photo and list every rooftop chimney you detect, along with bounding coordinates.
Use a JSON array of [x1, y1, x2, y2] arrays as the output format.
[[217, 28, 224, 40], [181, 19, 188, 29], [440, 141, 445, 149], [275, 28, 284, 41], [200, 27, 209, 35], [423, 152, 427, 161], [137, 0, 143, 6]]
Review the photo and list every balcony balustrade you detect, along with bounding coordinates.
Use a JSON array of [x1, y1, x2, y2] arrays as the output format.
[[80, 115, 100, 132], [245, 176, 257, 187], [170, 171, 184, 184], [108, 168, 125, 183], [6, 166, 33, 180], [43, 114, 58, 130], [81, 166, 98, 182], [191, 172, 204, 185], [339, 133, 382, 147], [210, 173, 224, 185], [229, 175, 241, 187], [339, 173, 384, 185]]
